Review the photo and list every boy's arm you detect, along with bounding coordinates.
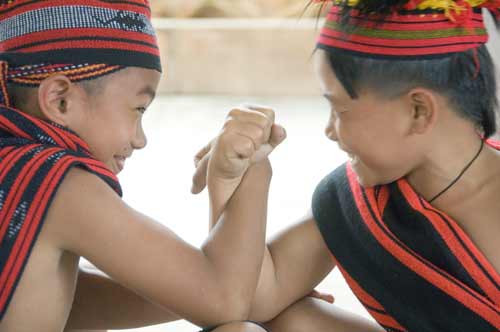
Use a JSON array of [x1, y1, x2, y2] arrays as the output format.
[[65, 268, 180, 330], [249, 213, 335, 322], [50, 107, 284, 329], [192, 127, 336, 323]]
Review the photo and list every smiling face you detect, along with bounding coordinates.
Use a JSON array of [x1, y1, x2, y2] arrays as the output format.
[[314, 50, 431, 187], [36, 67, 161, 174]]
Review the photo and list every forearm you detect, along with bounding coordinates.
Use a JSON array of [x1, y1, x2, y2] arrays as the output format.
[[201, 160, 272, 320], [248, 218, 337, 322], [65, 269, 179, 330]]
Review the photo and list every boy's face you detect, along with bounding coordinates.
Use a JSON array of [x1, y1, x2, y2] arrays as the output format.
[[68, 67, 161, 174], [314, 50, 425, 187]]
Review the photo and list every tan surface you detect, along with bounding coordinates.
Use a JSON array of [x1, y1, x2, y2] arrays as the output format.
[[151, 0, 323, 18], [154, 18, 320, 96]]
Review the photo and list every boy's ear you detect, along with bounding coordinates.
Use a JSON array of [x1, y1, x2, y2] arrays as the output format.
[[406, 88, 438, 135], [38, 75, 80, 126]]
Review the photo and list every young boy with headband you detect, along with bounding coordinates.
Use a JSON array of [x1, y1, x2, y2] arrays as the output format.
[[0, 1, 286, 331], [192, 0, 500, 331]]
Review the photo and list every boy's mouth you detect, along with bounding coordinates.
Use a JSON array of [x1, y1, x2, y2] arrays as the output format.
[[114, 156, 127, 172]]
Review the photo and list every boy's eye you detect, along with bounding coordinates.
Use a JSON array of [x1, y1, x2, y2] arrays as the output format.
[[136, 107, 147, 114]]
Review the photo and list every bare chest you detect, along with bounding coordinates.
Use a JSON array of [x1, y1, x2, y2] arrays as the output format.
[[445, 199, 500, 278]]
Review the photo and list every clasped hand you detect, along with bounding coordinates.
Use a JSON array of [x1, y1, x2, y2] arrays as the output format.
[[191, 105, 286, 195]]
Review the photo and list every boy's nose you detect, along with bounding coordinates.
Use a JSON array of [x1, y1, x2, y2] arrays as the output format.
[[132, 124, 147, 150], [324, 121, 338, 142]]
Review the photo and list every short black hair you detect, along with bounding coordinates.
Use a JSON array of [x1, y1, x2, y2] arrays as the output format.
[[6, 77, 104, 112], [324, 45, 498, 138]]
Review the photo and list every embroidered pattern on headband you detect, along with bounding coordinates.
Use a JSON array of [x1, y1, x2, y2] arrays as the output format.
[[7, 63, 124, 86]]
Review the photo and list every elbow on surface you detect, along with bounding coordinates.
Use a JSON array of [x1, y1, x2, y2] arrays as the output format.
[[206, 292, 252, 326]]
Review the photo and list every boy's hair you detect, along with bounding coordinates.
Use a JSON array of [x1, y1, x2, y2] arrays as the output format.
[[7, 77, 105, 112], [325, 45, 498, 138], [315, 0, 500, 138]]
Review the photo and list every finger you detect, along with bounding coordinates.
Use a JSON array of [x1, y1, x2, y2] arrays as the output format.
[[227, 108, 270, 132], [321, 294, 335, 304], [191, 152, 210, 194], [194, 140, 213, 168], [269, 123, 287, 149], [246, 106, 275, 143], [243, 104, 275, 125], [223, 122, 267, 153], [308, 290, 335, 304], [233, 105, 275, 143]]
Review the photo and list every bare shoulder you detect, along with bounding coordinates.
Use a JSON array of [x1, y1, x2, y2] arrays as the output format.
[[48, 166, 138, 251]]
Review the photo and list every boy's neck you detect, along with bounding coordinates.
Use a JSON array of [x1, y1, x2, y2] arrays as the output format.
[[406, 119, 498, 207]]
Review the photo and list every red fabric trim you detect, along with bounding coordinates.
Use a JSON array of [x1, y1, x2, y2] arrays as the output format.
[[0, 117, 30, 140], [12, 39, 159, 56], [0, 146, 16, 159], [398, 179, 500, 306], [336, 258, 407, 331], [376, 186, 390, 215], [346, 165, 500, 328], [2, 28, 157, 51], [318, 34, 484, 55], [0, 145, 36, 185]]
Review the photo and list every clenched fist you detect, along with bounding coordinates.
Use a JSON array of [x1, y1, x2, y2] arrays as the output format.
[[191, 105, 286, 195]]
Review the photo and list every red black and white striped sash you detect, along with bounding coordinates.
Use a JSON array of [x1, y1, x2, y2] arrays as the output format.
[[313, 160, 500, 332], [0, 106, 121, 319]]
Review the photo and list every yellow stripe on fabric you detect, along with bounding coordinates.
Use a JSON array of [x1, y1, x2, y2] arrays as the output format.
[[324, 21, 487, 39]]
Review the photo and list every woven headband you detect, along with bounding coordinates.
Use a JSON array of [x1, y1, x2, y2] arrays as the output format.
[[0, 0, 161, 89], [316, 0, 500, 58]]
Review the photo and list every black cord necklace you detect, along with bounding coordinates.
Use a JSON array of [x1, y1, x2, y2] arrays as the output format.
[[428, 139, 485, 203]]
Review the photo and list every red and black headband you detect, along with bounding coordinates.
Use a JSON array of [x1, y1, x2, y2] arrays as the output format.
[[0, 0, 161, 91], [316, 0, 500, 59]]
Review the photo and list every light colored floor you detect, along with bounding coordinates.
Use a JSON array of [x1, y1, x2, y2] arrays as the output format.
[[113, 95, 372, 332]]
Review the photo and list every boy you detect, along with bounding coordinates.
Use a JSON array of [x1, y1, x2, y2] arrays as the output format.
[[193, 1, 500, 331], [0, 1, 286, 331]]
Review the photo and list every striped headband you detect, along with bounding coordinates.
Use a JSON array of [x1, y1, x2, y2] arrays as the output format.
[[0, 0, 161, 88], [316, 0, 500, 58]]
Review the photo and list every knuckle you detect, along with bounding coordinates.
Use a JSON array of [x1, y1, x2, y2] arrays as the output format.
[[235, 138, 255, 156], [228, 108, 243, 118], [259, 107, 275, 121]]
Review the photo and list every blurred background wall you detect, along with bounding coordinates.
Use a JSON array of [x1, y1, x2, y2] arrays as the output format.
[[149, 1, 500, 96]]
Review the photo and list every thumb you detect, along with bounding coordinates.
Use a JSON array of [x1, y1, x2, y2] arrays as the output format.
[[191, 152, 210, 194], [269, 123, 287, 149]]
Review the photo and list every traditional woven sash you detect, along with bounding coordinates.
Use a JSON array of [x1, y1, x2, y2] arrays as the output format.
[[313, 147, 500, 331], [0, 0, 160, 319], [0, 92, 122, 320]]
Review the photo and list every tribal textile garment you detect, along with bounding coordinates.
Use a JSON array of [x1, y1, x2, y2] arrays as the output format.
[[0, 106, 122, 319], [312, 154, 500, 332]]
